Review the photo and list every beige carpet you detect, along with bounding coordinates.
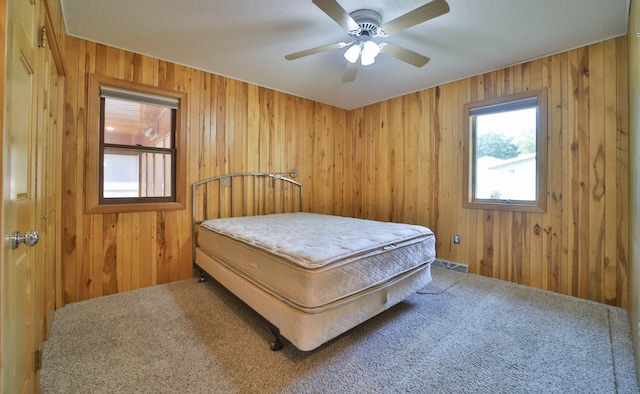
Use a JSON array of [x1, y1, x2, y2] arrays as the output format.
[[40, 267, 639, 393]]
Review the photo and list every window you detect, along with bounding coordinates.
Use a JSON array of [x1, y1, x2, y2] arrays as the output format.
[[463, 90, 547, 213], [86, 75, 187, 213]]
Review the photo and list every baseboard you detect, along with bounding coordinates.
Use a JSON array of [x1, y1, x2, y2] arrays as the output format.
[[432, 259, 469, 274]]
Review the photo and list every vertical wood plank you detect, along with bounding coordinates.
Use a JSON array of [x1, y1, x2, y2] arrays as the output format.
[[558, 50, 571, 296], [602, 39, 619, 305], [588, 43, 606, 302], [119, 212, 132, 292], [102, 213, 117, 294], [567, 47, 580, 298], [577, 46, 592, 300], [62, 36, 79, 305], [615, 36, 630, 306], [545, 52, 563, 293], [130, 212, 141, 289]]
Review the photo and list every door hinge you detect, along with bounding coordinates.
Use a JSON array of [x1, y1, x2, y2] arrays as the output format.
[[35, 349, 42, 371], [39, 26, 47, 48]]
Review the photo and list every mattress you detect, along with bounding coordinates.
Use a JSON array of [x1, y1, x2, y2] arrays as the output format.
[[198, 212, 436, 310]]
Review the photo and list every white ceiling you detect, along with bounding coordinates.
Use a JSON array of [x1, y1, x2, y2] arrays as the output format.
[[60, 0, 629, 110]]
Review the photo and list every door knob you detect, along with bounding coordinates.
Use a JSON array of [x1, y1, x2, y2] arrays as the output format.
[[9, 230, 39, 250]]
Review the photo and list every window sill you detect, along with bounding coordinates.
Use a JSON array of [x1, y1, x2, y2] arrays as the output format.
[[463, 200, 546, 213], [86, 201, 186, 214]]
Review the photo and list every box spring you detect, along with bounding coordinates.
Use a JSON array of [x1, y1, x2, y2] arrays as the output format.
[[195, 247, 432, 351]]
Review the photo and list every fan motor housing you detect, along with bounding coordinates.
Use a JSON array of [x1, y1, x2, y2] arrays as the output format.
[[349, 9, 382, 37]]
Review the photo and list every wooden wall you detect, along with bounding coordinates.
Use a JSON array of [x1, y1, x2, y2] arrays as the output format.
[[61, 36, 343, 305], [61, 35, 629, 307], [334, 38, 629, 307]]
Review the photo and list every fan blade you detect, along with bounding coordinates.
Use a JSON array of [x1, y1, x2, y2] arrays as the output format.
[[313, 0, 360, 33], [285, 42, 349, 60], [342, 59, 359, 83], [379, 0, 449, 36], [380, 43, 430, 67]]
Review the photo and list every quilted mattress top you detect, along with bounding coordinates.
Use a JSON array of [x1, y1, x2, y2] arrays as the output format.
[[200, 212, 434, 269]]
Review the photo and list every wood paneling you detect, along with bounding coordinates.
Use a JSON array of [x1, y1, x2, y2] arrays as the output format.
[[338, 37, 629, 307], [61, 35, 629, 307], [61, 37, 331, 304]]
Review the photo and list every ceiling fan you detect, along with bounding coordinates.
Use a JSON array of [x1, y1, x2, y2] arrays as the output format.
[[285, 0, 450, 83]]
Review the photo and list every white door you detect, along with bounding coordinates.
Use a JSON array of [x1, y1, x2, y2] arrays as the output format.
[[2, 0, 42, 392]]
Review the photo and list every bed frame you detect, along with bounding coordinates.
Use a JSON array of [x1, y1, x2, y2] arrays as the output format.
[[192, 172, 432, 351], [192, 172, 304, 349], [192, 172, 303, 259]]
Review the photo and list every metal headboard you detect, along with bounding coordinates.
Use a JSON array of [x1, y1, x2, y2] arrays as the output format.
[[192, 172, 303, 261]]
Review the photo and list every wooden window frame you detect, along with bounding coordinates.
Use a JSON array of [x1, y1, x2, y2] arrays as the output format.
[[462, 89, 548, 213], [86, 74, 187, 213]]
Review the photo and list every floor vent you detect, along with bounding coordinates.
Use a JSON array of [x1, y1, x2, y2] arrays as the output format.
[[432, 259, 469, 274]]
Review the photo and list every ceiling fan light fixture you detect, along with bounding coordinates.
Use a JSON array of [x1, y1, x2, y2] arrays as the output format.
[[360, 54, 376, 66], [361, 54, 375, 66], [344, 40, 380, 66], [361, 40, 380, 65], [344, 44, 361, 63]]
